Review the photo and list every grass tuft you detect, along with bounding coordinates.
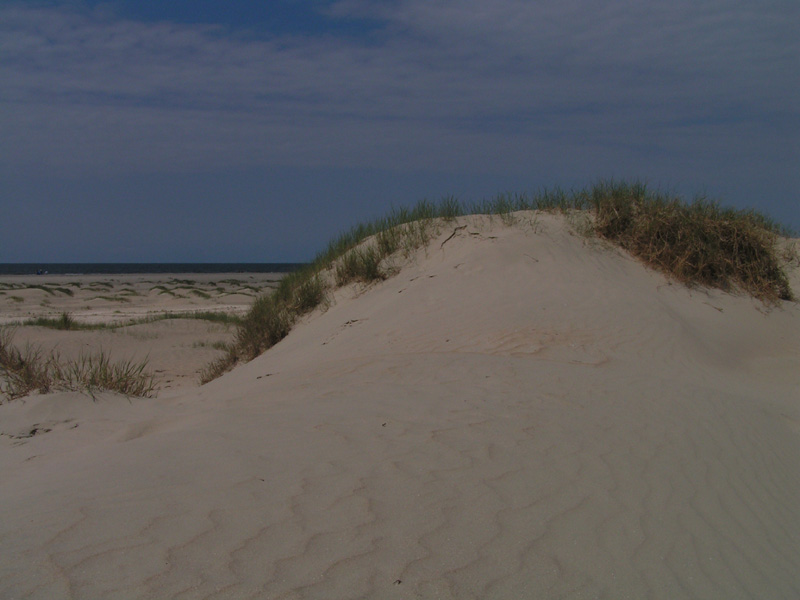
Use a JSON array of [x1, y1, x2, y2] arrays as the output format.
[[26, 284, 56, 295], [0, 329, 52, 399], [335, 245, 386, 286], [168, 311, 242, 325], [199, 350, 238, 384], [19, 310, 242, 331], [589, 181, 793, 302], [55, 353, 157, 399], [25, 311, 80, 330], [0, 328, 157, 401]]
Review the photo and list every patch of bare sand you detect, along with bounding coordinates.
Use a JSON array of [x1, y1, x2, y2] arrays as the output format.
[[1, 215, 798, 599]]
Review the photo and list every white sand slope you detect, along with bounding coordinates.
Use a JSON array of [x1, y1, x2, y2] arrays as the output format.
[[1, 214, 798, 599]]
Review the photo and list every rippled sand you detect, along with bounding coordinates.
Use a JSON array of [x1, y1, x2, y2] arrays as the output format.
[[1, 214, 798, 599]]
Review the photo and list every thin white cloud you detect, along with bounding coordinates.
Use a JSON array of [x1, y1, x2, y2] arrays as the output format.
[[0, 1, 797, 176]]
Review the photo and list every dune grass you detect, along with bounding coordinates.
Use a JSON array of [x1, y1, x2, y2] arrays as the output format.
[[25, 284, 57, 295], [153, 311, 242, 326], [92, 295, 131, 303], [588, 181, 793, 301], [19, 310, 242, 331], [25, 312, 89, 330], [0, 328, 157, 401], [201, 181, 795, 383]]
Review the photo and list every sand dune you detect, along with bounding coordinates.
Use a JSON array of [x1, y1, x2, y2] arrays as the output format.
[[1, 214, 798, 599]]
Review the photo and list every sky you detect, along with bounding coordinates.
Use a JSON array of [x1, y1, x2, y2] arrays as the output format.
[[1, 0, 798, 262]]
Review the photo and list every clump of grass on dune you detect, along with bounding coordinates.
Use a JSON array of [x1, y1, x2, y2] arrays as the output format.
[[202, 181, 796, 383], [587, 181, 794, 302], [0, 328, 157, 401], [0, 329, 51, 400], [54, 353, 156, 399], [25, 284, 57, 295], [18, 310, 242, 332], [24, 312, 90, 330], [160, 311, 242, 326], [200, 203, 443, 383]]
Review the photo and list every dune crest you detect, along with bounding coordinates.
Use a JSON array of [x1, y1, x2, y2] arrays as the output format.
[[2, 213, 798, 599]]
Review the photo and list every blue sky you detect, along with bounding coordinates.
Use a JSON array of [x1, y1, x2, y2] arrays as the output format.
[[1, 0, 798, 262]]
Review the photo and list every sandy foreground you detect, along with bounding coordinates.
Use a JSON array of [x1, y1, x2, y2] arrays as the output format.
[[1, 214, 798, 599], [0, 273, 283, 390]]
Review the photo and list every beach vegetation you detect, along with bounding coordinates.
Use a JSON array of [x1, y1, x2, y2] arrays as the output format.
[[192, 340, 228, 350], [18, 310, 241, 331], [92, 295, 131, 303], [85, 283, 114, 292], [25, 311, 80, 330], [0, 327, 157, 401], [151, 285, 175, 295], [26, 284, 57, 295], [156, 311, 241, 326], [588, 181, 793, 302]]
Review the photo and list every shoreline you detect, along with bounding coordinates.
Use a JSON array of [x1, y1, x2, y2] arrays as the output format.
[[0, 263, 305, 277], [0, 271, 287, 286]]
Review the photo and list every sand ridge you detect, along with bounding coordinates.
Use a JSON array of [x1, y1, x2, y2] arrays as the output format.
[[1, 214, 798, 598]]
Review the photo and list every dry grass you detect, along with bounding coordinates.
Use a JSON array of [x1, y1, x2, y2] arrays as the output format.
[[588, 181, 793, 302], [18, 310, 241, 331], [0, 327, 157, 401]]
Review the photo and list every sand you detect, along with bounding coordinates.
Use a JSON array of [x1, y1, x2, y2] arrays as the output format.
[[0, 273, 282, 390], [1, 214, 798, 599]]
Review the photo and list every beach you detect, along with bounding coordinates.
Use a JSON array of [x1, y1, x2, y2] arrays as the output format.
[[1, 214, 798, 599], [0, 273, 283, 390]]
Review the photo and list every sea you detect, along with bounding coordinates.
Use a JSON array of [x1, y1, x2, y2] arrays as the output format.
[[0, 263, 305, 276]]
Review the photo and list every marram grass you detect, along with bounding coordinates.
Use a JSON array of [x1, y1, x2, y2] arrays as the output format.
[[0, 327, 157, 401], [19, 310, 241, 331], [199, 180, 796, 383], [588, 182, 793, 301]]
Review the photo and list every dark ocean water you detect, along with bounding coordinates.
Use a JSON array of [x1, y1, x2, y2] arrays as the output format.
[[0, 263, 305, 276]]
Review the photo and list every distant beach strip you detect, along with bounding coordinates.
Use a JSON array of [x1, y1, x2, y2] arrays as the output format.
[[0, 263, 306, 276]]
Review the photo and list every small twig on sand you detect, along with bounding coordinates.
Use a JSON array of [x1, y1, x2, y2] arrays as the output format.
[[440, 225, 467, 249]]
